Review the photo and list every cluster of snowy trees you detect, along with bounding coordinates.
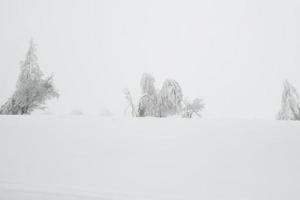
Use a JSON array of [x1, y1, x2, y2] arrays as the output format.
[[124, 74, 300, 120], [1, 40, 300, 121], [124, 73, 204, 118], [0, 40, 59, 115]]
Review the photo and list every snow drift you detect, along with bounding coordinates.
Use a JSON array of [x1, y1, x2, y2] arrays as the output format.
[[0, 116, 300, 200]]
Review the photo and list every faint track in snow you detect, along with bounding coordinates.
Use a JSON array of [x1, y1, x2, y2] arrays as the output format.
[[0, 181, 184, 200]]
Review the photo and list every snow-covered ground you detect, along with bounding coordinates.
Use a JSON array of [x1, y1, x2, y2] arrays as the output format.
[[0, 116, 300, 200]]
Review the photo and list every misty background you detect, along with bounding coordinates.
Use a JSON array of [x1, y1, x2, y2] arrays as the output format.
[[0, 0, 299, 119]]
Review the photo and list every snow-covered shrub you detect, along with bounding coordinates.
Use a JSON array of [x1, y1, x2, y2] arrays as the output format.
[[69, 109, 84, 116], [0, 40, 59, 115], [182, 98, 204, 118], [277, 80, 300, 120], [157, 79, 183, 117]]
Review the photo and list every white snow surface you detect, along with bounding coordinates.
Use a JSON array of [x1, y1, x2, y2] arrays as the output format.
[[0, 116, 300, 200]]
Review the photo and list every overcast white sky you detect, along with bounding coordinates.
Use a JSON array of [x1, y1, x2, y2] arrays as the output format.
[[0, 0, 300, 119]]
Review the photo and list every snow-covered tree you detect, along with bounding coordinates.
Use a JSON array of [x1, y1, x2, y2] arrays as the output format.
[[157, 79, 183, 117], [0, 40, 59, 115], [124, 88, 137, 117], [0, 98, 19, 115], [138, 73, 158, 117], [140, 73, 156, 96], [277, 80, 300, 120], [138, 94, 158, 117], [182, 98, 204, 118]]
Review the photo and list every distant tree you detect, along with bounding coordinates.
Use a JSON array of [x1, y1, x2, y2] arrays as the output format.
[[0, 40, 59, 115], [140, 73, 156, 96], [182, 98, 204, 118], [277, 80, 300, 120], [124, 88, 137, 117], [157, 79, 183, 117], [138, 94, 158, 117], [125, 73, 204, 118], [138, 73, 158, 117]]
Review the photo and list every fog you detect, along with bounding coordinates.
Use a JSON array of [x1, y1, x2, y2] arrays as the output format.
[[0, 0, 300, 119]]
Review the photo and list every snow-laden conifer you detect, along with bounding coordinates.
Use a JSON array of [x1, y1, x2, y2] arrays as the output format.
[[277, 80, 300, 120], [0, 40, 59, 115]]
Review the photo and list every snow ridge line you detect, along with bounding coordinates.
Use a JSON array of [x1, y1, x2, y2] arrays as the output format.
[[0, 181, 184, 200]]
